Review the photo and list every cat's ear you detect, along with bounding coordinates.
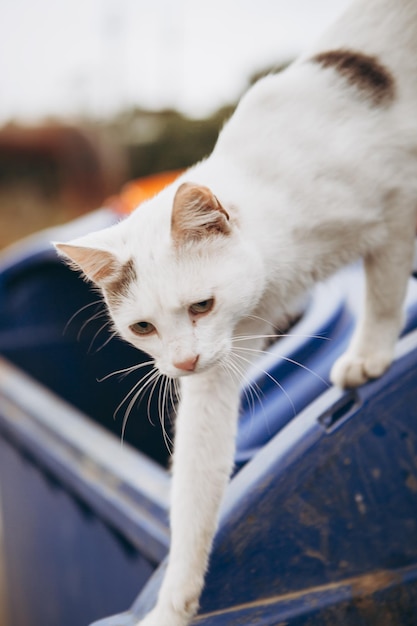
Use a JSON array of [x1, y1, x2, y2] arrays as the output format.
[[171, 182, 231, 243], [54, 241, 120, 285]]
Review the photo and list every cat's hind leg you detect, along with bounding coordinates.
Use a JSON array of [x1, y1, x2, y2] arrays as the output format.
[[330, 224, 415, 388]]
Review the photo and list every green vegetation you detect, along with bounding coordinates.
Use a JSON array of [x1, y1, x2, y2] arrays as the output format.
[[111, 105, 236, 179]]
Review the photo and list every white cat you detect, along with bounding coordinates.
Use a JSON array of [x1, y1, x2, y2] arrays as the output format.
[[56, 0, 417, 624]]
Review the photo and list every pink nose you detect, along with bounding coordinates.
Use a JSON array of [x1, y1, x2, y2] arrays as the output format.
[[173, 355, 199, 372]]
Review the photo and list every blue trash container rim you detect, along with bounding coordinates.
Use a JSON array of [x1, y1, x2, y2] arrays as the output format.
[[0, 356, 170, 564]]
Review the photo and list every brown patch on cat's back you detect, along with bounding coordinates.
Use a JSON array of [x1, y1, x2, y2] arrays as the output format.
[[311, 49, 395, 106], [105, 257, 137, 308]]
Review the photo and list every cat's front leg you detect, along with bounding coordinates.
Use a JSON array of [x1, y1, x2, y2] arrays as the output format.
[[330, 229, 415, 388], [137, 366, 241, 626]]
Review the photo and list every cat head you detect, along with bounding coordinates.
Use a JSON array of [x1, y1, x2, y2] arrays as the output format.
[[55, 181, 264, 378]]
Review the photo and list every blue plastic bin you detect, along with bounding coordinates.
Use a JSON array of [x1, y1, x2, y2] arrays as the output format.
[[0, 212, 416, 626]]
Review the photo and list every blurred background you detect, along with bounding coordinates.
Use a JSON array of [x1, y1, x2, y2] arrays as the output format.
[[0, 0, 350, 249]]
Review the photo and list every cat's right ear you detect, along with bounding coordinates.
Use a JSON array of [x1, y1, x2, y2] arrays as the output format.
[[54, 241, 120, 285]]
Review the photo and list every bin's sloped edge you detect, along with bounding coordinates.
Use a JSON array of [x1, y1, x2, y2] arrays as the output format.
[[90, 614, 134, 626], [0, 356, 170, 564], [192, 564, 417, 625], [90, 561, 168, 625], [89, 563, 417, 626]]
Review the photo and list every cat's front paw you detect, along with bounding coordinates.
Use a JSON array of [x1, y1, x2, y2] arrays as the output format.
[[135, 588, 199, 626], [330, 350, 392, 389]]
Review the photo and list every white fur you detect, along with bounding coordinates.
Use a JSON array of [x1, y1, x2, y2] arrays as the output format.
[[56, 1, 417, 624]]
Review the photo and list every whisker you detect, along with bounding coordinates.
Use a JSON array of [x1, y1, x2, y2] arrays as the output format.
[[163, 377, 177, 425], [226, 353, 265, 412], [169, 378, 181, 424], [219, 356, 239, 384], [169, 379, 180, 422], [247, 313, 286, 331], [64, 299, 103, 334], [115, 367, 158, 422], [158, 375, 166, 438], [120, 369, 161, 442], [232, 351, 296, 420], [76, 309, 109, 341], [87, 320, 112, 354], [219, 356, 241, 394], [225, 353, 263, 415], [276, 354, 329, 388], [221, 353, 267, 441], [93, 330, 119, 353], [233, 333, 330, 343], [233, 345, 329, 388], [158, 374, 166, 427], [97, 360, 155, 383], [159, 377, 174, 454], [146, 372, 164, 427]]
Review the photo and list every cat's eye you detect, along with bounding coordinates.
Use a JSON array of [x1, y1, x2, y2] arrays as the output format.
[[189, 298, 215, 316], [130, 321, 156, 336]]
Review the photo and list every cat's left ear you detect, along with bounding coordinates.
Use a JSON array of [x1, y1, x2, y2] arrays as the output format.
[[54, 241, 120, 285], [171, 182, 231, 243]]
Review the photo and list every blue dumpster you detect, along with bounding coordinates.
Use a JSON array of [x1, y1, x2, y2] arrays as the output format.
[[0, 209, 416, 626]]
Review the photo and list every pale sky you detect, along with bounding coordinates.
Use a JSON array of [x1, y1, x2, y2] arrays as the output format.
[[0, 0, 350, 123]]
